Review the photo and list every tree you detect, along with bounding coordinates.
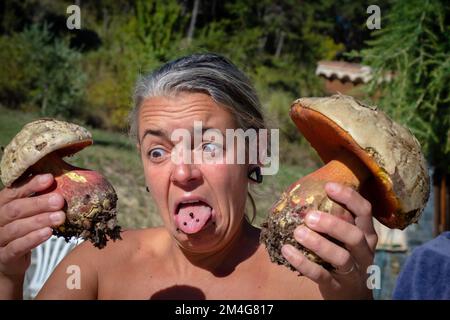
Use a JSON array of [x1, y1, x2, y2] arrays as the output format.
[[186, 0, 199, 43], [358, 0, 450, 232], [0, 24, 86, 118]]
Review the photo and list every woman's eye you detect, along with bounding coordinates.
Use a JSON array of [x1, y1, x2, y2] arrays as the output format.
[[202, 143, 221, 154], [147, 148, 167, 161]]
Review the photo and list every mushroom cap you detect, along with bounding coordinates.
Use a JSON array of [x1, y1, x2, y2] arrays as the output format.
[[290, 94, 430, 229], [1, 119, 92, 187]]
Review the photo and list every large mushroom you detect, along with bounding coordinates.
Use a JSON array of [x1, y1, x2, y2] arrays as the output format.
[[0, 119, 122, 248], [260, 94, 430, 271]]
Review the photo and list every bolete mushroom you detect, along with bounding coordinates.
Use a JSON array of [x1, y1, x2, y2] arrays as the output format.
[[0, 119, 122, 249], [260, 94, 430, 271]]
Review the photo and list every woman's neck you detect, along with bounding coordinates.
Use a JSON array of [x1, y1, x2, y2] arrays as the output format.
[[171, 219, 260, 277]]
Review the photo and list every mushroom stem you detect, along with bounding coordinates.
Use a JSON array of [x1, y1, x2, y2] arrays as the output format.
[[305, 148, 370, 190], [29, 151, 122, 248], [0, 118, 122, 249], [262, 148, 372, 272], [272, 148, 372, 225]]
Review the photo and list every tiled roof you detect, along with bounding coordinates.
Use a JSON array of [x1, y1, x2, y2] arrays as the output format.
[[316, 60, 373, 83]]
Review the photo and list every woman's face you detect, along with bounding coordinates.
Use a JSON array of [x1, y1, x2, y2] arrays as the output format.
[[138, 92, 250, 253]]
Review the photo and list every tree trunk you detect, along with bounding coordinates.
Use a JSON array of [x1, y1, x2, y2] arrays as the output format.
[[433, 169, 441, 236], [441, 172, 449, 230], [211, 0, 217, 19], [102, 8, 109, 37], [187, 0, 200, 43], [433, 168, 450, 236], [275, 31, 285, 58], [41, 87, 48, 116]]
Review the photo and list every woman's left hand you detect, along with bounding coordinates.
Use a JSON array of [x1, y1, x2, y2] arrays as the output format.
[[281, 182, 378, 299]]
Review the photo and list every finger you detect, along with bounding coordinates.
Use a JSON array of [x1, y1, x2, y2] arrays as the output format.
[[0, 211, 65, 247], [325, 182, 377, 238], [328, 204, 355, 225], [0, 174, 54, 207], [0, 227, 52, 266], [304, 210, 374, 266], [281, 244, 336, 286], [0, 192, 64, 227], [293, 225, 355, 272]]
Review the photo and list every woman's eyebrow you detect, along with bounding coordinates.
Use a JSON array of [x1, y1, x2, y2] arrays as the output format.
[[141, 126, 225, 144], [141, 128, 168, 142]]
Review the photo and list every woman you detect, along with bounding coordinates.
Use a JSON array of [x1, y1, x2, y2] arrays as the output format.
[[0, 53, 377, 299]]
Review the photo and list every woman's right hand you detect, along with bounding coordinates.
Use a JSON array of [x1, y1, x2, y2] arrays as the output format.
[[0, 174, 65, 278]]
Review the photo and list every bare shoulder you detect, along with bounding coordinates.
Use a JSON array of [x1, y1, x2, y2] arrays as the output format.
[[74, 227, 168, 262], [37, 227, 167, 299]]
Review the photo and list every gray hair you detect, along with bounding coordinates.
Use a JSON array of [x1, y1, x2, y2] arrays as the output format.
[[129, 53, 266, 141]]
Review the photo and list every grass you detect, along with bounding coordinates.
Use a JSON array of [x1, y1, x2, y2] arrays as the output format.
[[0, 106, 318, 229]]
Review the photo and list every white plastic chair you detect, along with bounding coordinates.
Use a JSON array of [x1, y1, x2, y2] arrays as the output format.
[[23, 236, 83, 299]]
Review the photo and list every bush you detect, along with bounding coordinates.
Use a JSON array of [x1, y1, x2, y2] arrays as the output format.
[[0, 31, 30, 107], [0, 24, 86, 118], [358, 0, 450, 172], [82, 0, 187, 130]]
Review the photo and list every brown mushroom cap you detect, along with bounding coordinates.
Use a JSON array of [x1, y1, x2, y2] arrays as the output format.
[[290, 94, 430, 229], [1, 119, 92, 187]]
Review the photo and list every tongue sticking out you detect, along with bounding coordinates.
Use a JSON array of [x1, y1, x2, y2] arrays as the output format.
[[175, 202, 213, 234]]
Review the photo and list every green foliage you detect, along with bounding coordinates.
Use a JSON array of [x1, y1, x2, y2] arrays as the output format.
[[185, 0, 331, 167], [358, 0, 450, 171], [82, 0, 188, 129], [27, 25, 86, 118], [253, 58, 322, 133], [0, 31, 30, 106], [192, 20, 264, 70], [0, 24, 86, 118], [135, 0, 185, 60], [0, 0, 382, 168]]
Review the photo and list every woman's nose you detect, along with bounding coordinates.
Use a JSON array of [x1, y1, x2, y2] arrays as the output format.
[[170, 162, 202, 186]]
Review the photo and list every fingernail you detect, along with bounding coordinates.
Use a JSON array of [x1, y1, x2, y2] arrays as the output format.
[[294, 226, 308, 241], [326, 182, 341, 193], [39, 227, 52, 238], [38, 174, 52, 184], [281, 245, 296, 258], [306, 211, 320, 225], [48, 194, 62, 207], [50, 211, 65, 224]]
